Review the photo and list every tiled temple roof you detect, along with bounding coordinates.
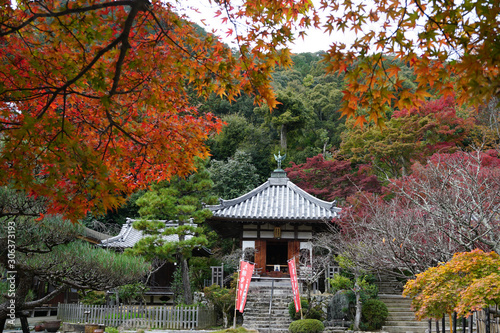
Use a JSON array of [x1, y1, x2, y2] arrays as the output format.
[[100, 218, 193, 249], [207, 170, 341, 222]]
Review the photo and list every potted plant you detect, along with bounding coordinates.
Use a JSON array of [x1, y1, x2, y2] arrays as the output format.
[[34, 322, 45, 332], [43, 320, 61, 332]]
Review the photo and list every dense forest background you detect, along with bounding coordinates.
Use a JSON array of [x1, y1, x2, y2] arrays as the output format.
[[89, 50, 499, 231]]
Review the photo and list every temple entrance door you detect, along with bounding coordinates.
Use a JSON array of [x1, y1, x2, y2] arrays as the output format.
[[266, 241, 288, 273]]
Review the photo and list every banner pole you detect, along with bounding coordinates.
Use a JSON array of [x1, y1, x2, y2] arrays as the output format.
[[288, 257, 302, 319], [233, 261, 241, 329], [268, 279, 274, 333]]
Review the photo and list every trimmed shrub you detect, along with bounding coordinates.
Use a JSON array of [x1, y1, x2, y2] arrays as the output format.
[[307, 305, 324, 321], [289, 298, 324, 321], [105, 328, 119, 333], [289, 319, 324, 333], [361, 298, 389, 330], [288, 299, 309, 320]]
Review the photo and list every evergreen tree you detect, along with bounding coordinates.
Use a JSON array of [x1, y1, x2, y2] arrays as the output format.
[[0, 187, 148, 333], [208, 150, 261, 199], [129, 159, 217, 304]]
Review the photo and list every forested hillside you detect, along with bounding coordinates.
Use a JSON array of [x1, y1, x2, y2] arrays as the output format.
[[92, 50, 498, 227], [206, 51, 347, 180], [202, 52, 498, 200]]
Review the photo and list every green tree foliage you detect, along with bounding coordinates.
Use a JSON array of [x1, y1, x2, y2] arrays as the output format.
[[207, 114, 274, 180], [328, 256, 378, 331], [288, 319, 325, 333], [118, 282, 149, 305], [87, 190, 145, 227], [129, 158, 217, 304], [361, 299, 388, 331], [305, 82, 345, 150], [0, 189, 149, 331], [340, 96, 474, 178], [206, 52, 352, 173], [77, 291, 107, 306], [254, 89, 314, 150], [288, 298, 324, 321], [189, 256, 222, 292], [209, 150, 261, 199], [204, 284, 235, 328]]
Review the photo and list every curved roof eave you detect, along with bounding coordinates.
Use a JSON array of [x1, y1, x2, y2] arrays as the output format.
[[207, 177, 341, 221]]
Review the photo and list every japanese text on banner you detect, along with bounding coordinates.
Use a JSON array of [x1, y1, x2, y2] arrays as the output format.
[[236, 260, 254, 313], [288, 258, 301, 312]]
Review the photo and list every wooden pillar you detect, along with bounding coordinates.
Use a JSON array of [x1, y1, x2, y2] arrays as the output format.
[[288, 240, 300, 262], [255, 239, 266, 274]]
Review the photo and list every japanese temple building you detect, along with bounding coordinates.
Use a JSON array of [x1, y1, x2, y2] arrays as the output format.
[[206, 165, 341, 278]]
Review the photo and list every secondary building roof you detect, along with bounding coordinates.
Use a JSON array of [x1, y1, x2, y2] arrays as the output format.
[[80, 226, 111, 244], [100, 218, 209, 255]]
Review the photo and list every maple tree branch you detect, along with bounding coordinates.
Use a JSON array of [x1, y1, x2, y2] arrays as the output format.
[[98, 2, 150, 146], [218, 1, 262, 97], [0, 1, 136, 37], [148, 11, 206, 63], [27, 0, 148, 122], [100, 128, 114, 162], [34, 37, 122, 120], [412, 0, 460, 57], [148, 8, 239, 90], [108, 2, 141, 96]]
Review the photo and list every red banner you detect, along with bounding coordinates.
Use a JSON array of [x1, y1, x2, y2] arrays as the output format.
[[236, 260, 254, 313], [288, 258, 301, 312]]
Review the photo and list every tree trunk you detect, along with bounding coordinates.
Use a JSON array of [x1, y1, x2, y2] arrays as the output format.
[[181, 257, 193, 305], [20, 314, 29, 333], [222, 311, 228, 328], [280, 124, 287, 150], [354, 281, 362, 330], [0, 315, 7, 333]]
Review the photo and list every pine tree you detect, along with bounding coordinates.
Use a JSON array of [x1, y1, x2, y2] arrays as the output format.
[[130, 159, 217, 304]]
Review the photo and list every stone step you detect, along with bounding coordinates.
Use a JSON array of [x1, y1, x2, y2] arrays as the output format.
[[379, 294, 428, 333], [385, 320, 428, 327], [387, 314, 420, 321], [244, 320, 292, 326], [382, 298, 413, 303], [243, 283, 293, 332], [383, 301, 414, 306], [244, 317, 289, 322], [382, 325, 428, 333], [324, 329, 349, 333], [385, 307, 416, 313]]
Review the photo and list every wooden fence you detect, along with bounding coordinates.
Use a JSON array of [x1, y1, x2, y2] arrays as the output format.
[[57, 303, 217, 329], [428, 309, 500, 333]]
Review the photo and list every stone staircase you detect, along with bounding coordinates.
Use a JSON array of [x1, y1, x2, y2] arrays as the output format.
[[380, 294, 429, 333], [242, 279, 294, 333], [373, 275, 429, 333]]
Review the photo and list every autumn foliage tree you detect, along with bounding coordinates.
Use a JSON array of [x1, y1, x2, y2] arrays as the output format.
[[0, 0, 313, 220], [340, 96, 474, 178], [285, 154, 382, 202], [315, 0, 500, 125], [332, 150, 500, 279], [403, 249, 500, 319]]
